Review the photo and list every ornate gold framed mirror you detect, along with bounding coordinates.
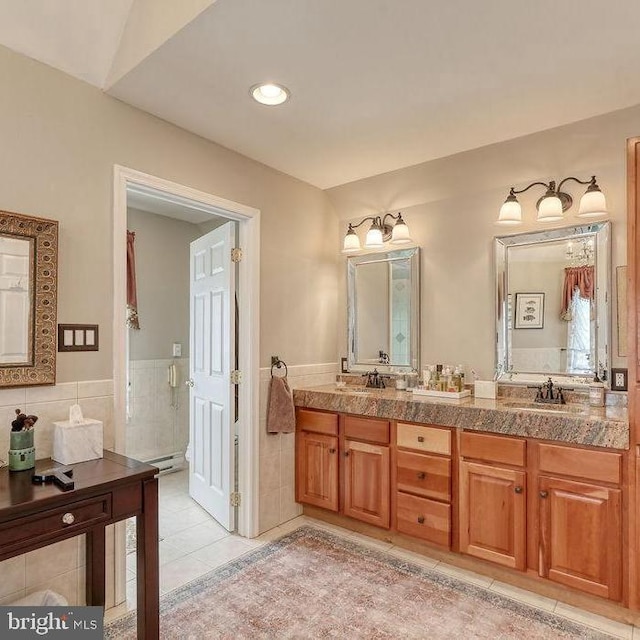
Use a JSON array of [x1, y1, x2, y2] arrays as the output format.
[[0, 210, 58, 387]]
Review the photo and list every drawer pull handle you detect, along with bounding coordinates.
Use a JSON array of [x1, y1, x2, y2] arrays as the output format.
[[329, 448, 336, 454], [417, 516, 425, 524], [417, 436, 425, 443], [417, 472, 426, 480], [539, 490, 548, 499], [514, 486, 523, 494], [62, 512, 75, 525]]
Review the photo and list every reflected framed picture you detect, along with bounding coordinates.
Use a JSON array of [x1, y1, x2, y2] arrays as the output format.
[[514, 292, 545, 329]]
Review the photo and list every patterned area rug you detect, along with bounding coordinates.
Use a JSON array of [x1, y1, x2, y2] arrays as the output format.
[[106, 526, 615, 639]]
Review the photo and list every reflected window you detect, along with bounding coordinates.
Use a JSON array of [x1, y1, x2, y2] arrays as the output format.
[[566, 289, 592, 374]]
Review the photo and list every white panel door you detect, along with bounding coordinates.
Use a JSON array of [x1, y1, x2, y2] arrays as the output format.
[[189, 222, 235, 531]]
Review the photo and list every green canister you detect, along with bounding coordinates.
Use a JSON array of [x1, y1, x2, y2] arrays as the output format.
[[8, 429, 35, 471]]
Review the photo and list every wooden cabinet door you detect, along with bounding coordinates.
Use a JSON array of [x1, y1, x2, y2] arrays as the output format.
[[343, 440, 390, 529], [295, 432, 339, 512], [459, 461, 526, 570], [539, 476, 621, 601]]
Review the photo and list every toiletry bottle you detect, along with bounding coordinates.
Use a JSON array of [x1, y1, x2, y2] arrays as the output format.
[[457, 365, 465, 390], [589, 374, 605, 407]]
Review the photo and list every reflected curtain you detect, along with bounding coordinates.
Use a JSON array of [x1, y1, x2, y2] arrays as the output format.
[[126, 231, 140, 329], [561, 265, 594, 320]]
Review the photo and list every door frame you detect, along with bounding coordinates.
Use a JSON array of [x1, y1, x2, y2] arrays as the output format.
[[112, 165, 261, 537]]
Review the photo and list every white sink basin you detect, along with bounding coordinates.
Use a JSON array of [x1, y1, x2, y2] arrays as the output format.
[[502, 401, 586, 415]]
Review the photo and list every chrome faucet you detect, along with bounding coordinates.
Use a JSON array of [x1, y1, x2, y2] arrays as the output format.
[[530, 377, 566, 404]]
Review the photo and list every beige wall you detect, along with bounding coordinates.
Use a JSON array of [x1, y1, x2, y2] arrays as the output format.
[[127, 208, 201, 361], [0, 44, 338, 383], [328, 105, 639, 379]]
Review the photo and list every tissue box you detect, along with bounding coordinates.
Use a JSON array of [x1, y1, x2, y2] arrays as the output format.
[[474, 380, 497, 399], [53, 419, 103, 465]]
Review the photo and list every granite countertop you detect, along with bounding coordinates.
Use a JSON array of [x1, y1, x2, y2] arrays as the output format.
[[292, 384, 629, 450]]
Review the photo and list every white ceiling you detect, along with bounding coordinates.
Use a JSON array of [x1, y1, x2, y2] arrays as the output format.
[[2, 1, 640, 189]]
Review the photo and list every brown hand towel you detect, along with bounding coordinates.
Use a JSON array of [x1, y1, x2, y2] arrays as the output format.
[[267, 376, 296, 433]]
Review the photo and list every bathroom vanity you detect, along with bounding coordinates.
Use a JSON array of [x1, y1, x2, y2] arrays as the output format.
[[293, 385, 631, 613]]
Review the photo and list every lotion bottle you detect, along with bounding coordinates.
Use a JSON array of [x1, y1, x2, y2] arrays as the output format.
[[589, 374, 605, 407]]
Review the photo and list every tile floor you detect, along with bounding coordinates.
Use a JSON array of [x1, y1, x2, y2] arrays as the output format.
[[106, 470, 639, 639]]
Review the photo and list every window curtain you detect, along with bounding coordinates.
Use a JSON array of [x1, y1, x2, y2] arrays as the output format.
[[126, 231, 140, 330], [561, 265, 594, 320]]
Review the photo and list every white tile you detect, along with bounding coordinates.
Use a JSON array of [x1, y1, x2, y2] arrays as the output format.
[[162, 520, 229, 554], [160, 493, 201, 513], [0, 589, 27, 606], [132, 369, 154, 398], [433, 562, 494, 588], [280, 484, 302, 522], [490, 580, 556, 612], [344, 531, 393, 552], [78, 379, 114, 398], [130, 359, 155, 370], [554, 602, 633, 639], [280, 448, 295, 487], [159, 541, 189, 566], [26, 382, 77, 404], [0, 556, 25, 597], [259, 451, 281, 496], [0, 387, 26, 408], [26, 537, 79, 587], [104, 600, 136, 624], [277, 515, 308, 535], [190, 536, 255, 568], [26, 568, 79, 606], [258, 489, 281, 533], [159, 554, 214, 595], [259, 425, 280, 458], [387, 546, 439, 569]]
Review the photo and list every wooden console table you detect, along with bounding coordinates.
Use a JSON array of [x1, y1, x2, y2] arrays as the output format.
[[0, 451, 159, 639]]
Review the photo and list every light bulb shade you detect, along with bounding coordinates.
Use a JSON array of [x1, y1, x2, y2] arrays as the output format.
[[496, 196, 522, 225], [342, 226, 360, 252], [577, 187, 607, 218], [365, 222, 384, 247], [390, 218, 412, 244], [537, 194, 563, 222]]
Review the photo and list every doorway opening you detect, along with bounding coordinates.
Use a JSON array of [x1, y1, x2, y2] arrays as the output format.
[[112, 166, 260, 607]]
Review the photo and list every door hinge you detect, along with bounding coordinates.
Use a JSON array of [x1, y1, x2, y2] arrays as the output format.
[[231, 248, 243, 262], [230, 492, 241, 507], [231, 370, 242, 384]]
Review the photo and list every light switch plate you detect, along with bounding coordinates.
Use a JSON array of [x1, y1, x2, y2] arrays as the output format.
[[172, 343, 182, 357]]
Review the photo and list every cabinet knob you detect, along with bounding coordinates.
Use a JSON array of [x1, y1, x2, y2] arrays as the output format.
[[417, 472, 426, 480], [514, 486, 523, 494], [417, 516, 425, 524], [344, 451, 350, 457], [417, 436, 425, 443], [539, 490, 548, 499], [329, 448, 336, 454], [62, 512, 75, 525]]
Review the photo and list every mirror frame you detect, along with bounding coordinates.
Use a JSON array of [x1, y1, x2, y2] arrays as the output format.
[[495, 221, 611, 387], [0, 210, 58, 387], [347, 247, 420, 373]]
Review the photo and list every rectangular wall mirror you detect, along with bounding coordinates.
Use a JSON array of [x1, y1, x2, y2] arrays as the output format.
[[347, 247, 420, 372], [495, 222, 610, 386], [0, 210, 58, 387]]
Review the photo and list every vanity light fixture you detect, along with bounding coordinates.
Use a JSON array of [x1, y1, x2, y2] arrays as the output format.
[[250, 83, 290, 105], [497, 175, 608, 225], [342, 212, 412, 253]]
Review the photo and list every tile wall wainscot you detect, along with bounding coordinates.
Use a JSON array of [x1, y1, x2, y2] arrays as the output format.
[[258, 363, 337, 533], [127, 358, 189, 462], [0, 380, 116, 608]]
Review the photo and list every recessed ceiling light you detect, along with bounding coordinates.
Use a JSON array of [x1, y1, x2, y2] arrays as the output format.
[[250, 83, 290, 106]]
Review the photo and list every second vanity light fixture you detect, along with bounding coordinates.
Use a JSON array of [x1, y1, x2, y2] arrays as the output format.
[[497, 175, 608, 225], [342, 212, 412, 252]]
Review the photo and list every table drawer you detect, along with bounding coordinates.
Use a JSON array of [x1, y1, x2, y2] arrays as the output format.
[[296, 409, 338, 436], [344, 416, 390, 444], [461, 431, 526, 467], [397, 423, 451, 455], [396, 450, 451, 501], [396, 492, 451, 548], [0, 493, 112, 553], [538, 443, 622, 485]]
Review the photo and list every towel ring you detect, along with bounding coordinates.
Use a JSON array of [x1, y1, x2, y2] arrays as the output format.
[[271, 359, 288, 378]]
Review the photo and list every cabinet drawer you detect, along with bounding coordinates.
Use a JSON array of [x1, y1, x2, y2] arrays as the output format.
[[396, 450, 451, 501], [396, 492, 451, 548], [344, 416, 390, 444], [461, 431, 525, 467], [397, 423, 451, 455], [0, 493, 111, 554], [296, 409, 338, 436], [538, 443, 622, 485]]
